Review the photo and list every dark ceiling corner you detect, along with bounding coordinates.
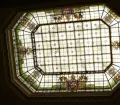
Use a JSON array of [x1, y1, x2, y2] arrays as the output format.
[[1, 0, 120, 105]]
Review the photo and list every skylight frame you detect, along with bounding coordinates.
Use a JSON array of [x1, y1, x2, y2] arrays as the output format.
[[6, 4, 119, 96]]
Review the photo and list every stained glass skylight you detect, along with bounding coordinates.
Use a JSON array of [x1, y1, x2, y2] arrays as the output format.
[[7, 4, 120, 95]]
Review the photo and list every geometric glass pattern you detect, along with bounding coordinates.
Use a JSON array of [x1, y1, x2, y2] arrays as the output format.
[[10, 4, 120, 94]]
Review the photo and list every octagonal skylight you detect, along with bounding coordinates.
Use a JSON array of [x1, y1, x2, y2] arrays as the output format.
[[7, 4, 120, 95]]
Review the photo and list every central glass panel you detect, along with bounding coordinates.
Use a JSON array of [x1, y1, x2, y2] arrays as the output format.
[[34, 20, 111, 73]]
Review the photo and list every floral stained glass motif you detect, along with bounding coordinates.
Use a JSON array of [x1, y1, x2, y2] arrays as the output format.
[[51, 8, 83, 21], [112, 41, 120, 50]]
